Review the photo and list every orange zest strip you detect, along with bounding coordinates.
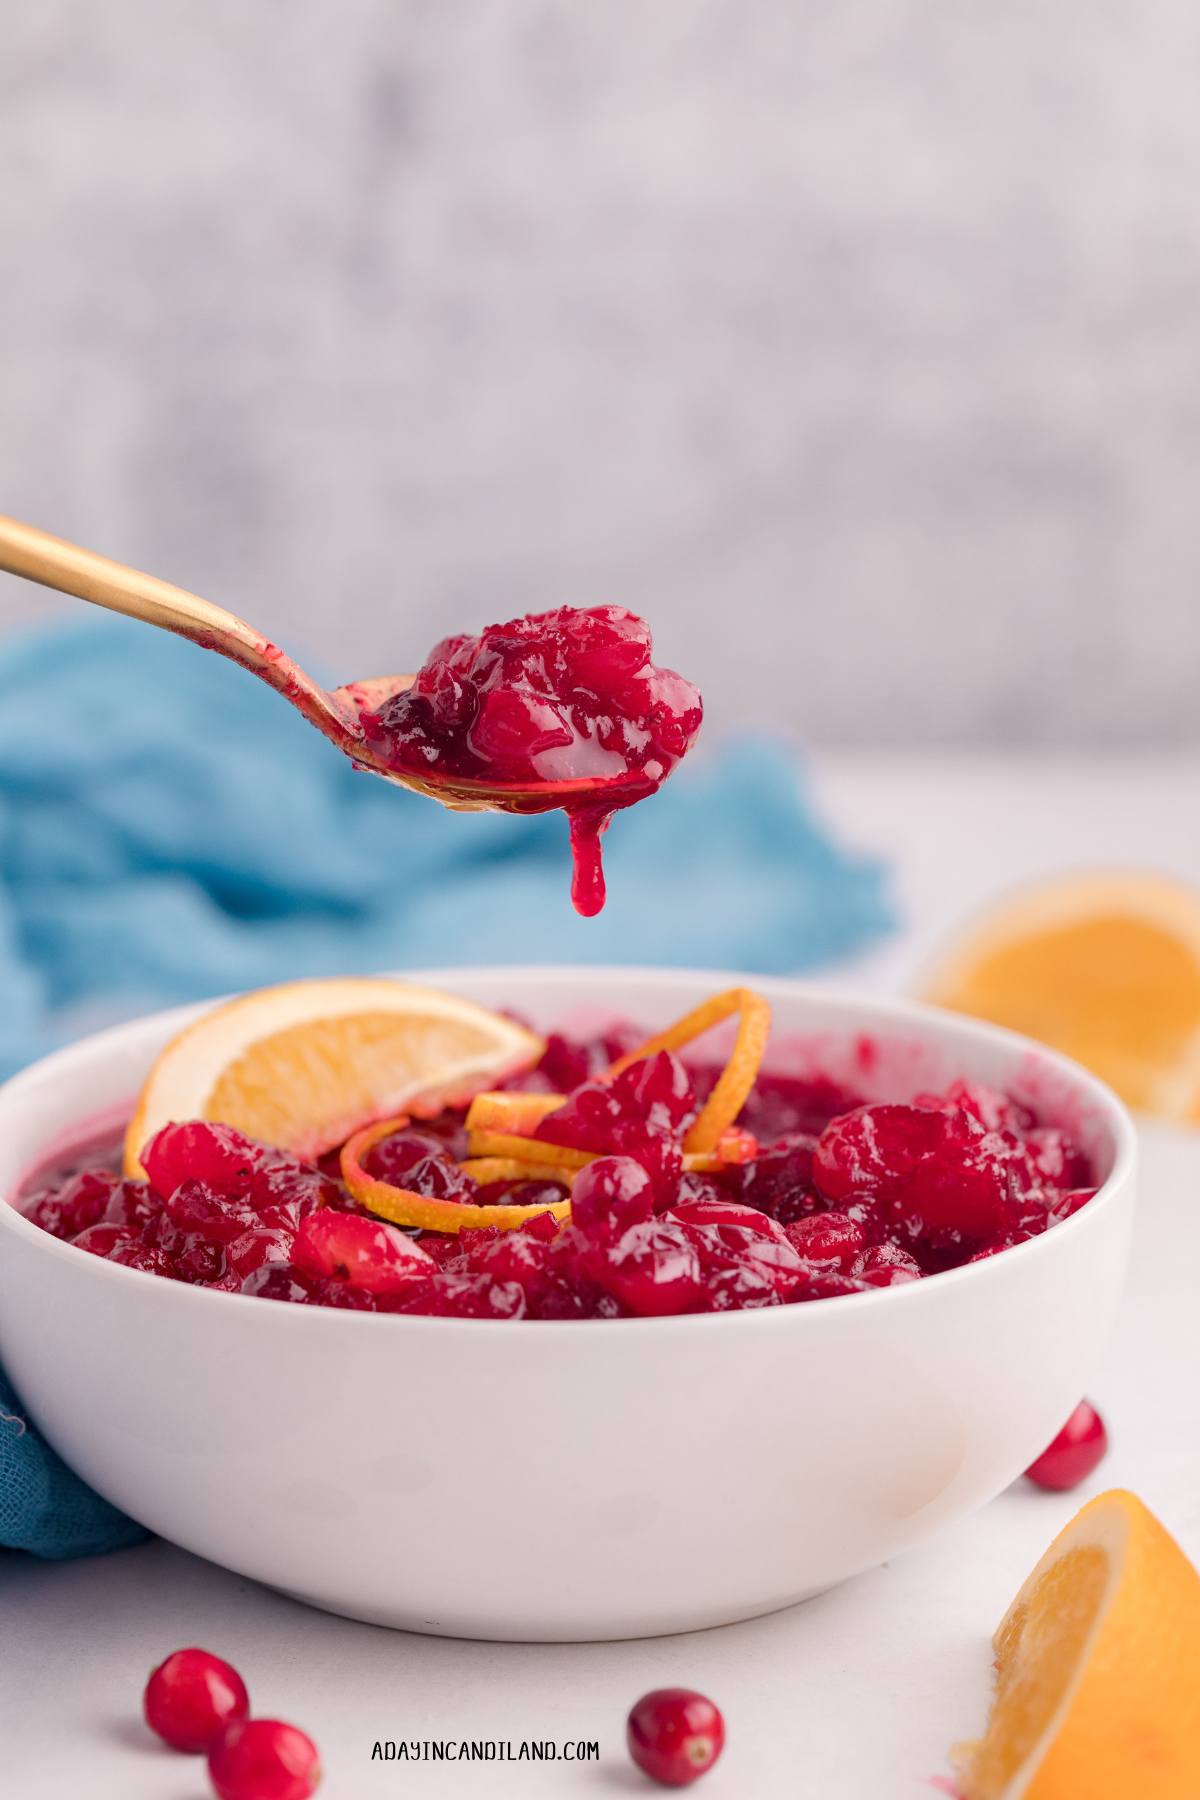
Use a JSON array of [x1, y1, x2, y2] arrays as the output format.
[[459, 1156, 577, 1186], [465, 992, 771, 1167], [465, 1142, 752, 1179], [604, 987, 771, 1154], [465, 1092, 566, 1135], [341, 1117, 572, 1235], [466, 1129, 594, 1170]]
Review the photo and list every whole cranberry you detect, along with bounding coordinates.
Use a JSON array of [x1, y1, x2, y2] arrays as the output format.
[[70, 1222, 140, 1259], [156, 1225, 227, 1284], [310, 1277, 377, 1310], [143, 1646, 249, 1752], [733, 1135, 818, 1223], [240, 1264, 314, 1304], [814, 1104, 1009, 1241], [917, 1079, 1034, 1134], [617, 1051, 697, 1138], [1012, 1126, 1091, 1193], [627, 1688, 725, 1788], [104, 1178, 161, 1232], [143, 1121, 267, 1200], [1024, 1399, 1108, 1491], [1047, 1187, 1096, 1226], [856, 1243, 922, 1287], [293, 1210, 435, 1295], [393, 1269, 526, 1319], [166, 1179, 257, 1244], [784, 1212, 865, 1270], [667, 1199, 805, 1302], [109, 1238, 174, 1275], [24, 1169, 116, 1240], [570, 1156, 656, 1242], [227, 1224, 296, 1279], [579, 1218, 706, 1316], [208, 1718, 321, 1800], [362, 1127, 446, 1185]]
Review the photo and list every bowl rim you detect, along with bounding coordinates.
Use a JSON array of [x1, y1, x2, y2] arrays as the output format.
[[0, 964, 1138, 1337]]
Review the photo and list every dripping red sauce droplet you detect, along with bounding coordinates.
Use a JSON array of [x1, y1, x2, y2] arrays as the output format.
[[568, 810, 611, 917]]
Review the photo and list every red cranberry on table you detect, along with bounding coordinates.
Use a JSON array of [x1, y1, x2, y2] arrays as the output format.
[[143, 1647, 249, 1753], [208, 1718, 322, 1800], [627, 1688, 725, 1788], [1024, 1400, 1108, 1491]]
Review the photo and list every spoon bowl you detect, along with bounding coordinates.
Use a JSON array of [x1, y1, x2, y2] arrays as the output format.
[[0, 513, 644, 818], [328, 673, 655, 816]]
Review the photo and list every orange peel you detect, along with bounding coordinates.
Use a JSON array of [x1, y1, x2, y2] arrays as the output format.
[[459, 1156, 577, 1186], [605, 987, 772, 1153], [343, 1009, 765, 1234], [465, 1091, 566, 1135], [465, 1132, 754, 1179], [466, 992, 772, 1169], [341, 1116, 572, 1234], [465, 1129, 595, 1170]]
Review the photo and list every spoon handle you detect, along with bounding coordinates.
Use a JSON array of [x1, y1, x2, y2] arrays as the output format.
[[0, 512, 359, 748]]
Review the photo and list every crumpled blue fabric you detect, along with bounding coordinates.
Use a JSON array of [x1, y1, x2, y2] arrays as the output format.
[[0, 613, 893, 1555]]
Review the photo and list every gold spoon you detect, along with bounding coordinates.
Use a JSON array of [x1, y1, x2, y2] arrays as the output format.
[[0, 513, 646, 820]]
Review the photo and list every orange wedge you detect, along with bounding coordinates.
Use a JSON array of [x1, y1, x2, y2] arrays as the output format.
[[923, 873, 1200, 1121], [124, 978, 542, 1175], [953, 1489, 1200, 1799]]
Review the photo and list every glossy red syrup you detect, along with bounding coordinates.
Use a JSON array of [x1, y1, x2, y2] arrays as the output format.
[[356, 606, 702, 915], [17, 1045, 1098, 1320]]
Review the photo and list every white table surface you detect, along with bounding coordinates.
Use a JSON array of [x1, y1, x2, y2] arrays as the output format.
[[4, 753, 1200, 1799]]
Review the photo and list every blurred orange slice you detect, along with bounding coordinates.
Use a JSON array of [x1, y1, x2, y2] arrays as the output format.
[[954, 1488, 1200, 1800], [924, 872, 1200, 1121], [124, 978, 542, 1174]]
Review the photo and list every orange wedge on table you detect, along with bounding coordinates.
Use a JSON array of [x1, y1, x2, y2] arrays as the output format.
[[924, 873, 1200, 1122], [954, 1489, 1200, 1799], [124, 977, 542, 1175]]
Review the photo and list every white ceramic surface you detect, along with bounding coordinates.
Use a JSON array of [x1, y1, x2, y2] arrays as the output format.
[[0, 967, 1136, 1642]]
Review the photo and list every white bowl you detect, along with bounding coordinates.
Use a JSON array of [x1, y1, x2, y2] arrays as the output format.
[[0, 967, 1135, 1641]]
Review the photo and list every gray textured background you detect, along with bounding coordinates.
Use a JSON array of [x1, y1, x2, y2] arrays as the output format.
[[2, 2, 1199, 746]]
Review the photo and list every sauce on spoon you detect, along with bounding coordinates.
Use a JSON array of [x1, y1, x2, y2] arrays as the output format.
[[354, 605, 703, 915]]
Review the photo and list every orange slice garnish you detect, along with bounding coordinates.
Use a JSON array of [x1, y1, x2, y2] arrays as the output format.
[[341, 1116, 572, 1234], [953, 1488, 1200, 1799], [125, 977, 542, 1174]]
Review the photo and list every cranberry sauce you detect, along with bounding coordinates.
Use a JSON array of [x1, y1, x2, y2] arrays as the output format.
[[355, 606, 703, 916], [16, 1038, 1097, 1320]]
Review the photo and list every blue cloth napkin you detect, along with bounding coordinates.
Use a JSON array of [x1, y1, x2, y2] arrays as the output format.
[[0, 614, 892, 1556]]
